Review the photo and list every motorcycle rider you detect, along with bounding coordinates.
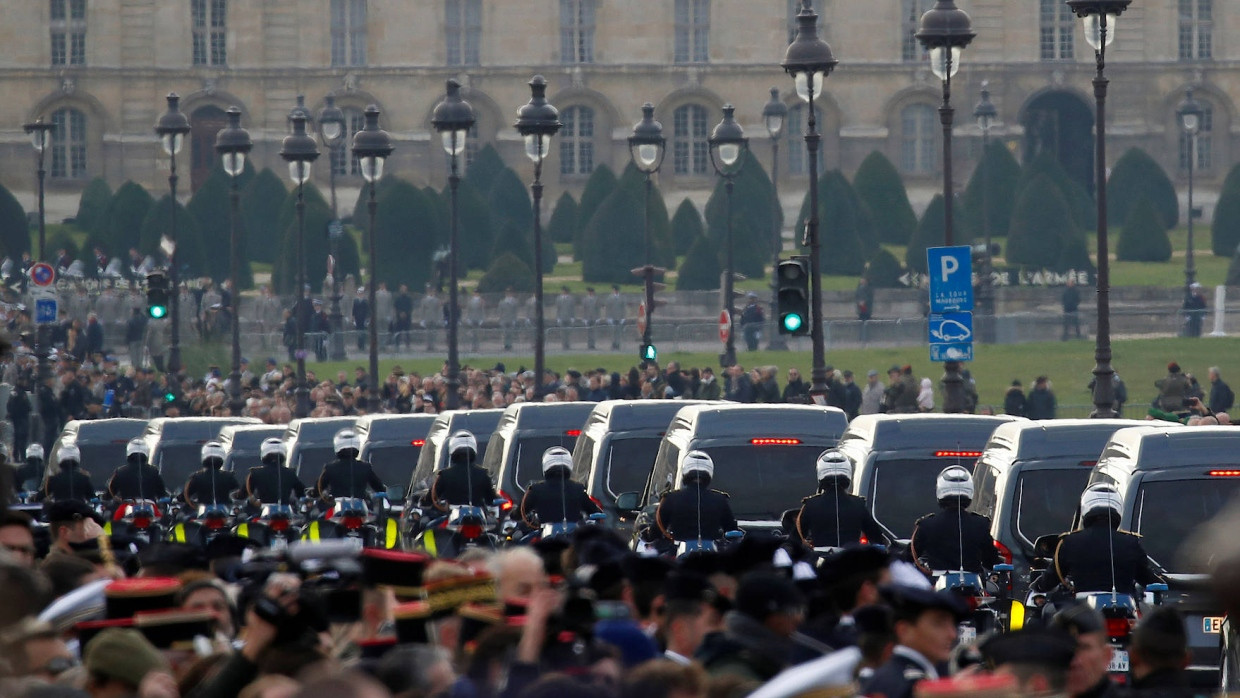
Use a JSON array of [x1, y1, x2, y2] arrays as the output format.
[[428, 431, 497, 511], [519, 446, 601, 529], [795, 450, 887, 548], [1032, 483, 1164, 595], [653, 450, 738, 543], [183, 441, 240, 506], [15, 444, 46, 494], [316, 428, 385, 501], [908, 465, 998, 573], [43, 444, 96, 503], [246, 438, 306, 505], [107, 438, 168, 501]]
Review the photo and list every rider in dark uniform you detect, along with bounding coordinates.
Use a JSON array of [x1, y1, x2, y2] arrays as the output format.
[[427, 431, 498, 510], [519, 446, 601, 528], [1032, 483, 1164, 595], [654, 451, 738, 543], [796, 449, 887, 548], [183, 441, 240, 506], [909, 465, 999, 574], [246, 438, 306, 505], [43, 444, 96, 503], [107, 438, 168, 501], [316, 428, 384, 501], [15, 444, 46, 494]]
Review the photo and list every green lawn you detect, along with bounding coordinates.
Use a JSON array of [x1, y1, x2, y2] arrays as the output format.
[[274, 335, 1240, 420]]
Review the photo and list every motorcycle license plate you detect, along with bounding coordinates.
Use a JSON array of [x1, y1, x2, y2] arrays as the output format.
[[958, 624, 977, 645], [1108, 650, 1129, 673]]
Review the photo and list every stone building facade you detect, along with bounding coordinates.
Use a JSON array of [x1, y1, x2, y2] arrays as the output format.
[[0, 0, 1234, 220]]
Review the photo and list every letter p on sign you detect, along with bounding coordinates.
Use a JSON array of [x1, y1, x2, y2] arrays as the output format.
[[939, 255, 959, 283]]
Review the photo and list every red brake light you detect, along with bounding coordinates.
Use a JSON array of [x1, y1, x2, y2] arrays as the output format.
[[498, 490, 514, 511], [994, 540, 1013, 565], [564, 430, 581, 437], [589, 495, 603, 510], [204, 517, 226, 530], [750, 438, 802, 446], [343, 516, 364, 530], [1209, 470, 1240, 477], [934, 450, 983, 458], [270, 518, 290, 532], [1106, 617, 1133, 639], [1079, 460, 1098, 467], [411, 439, 425, 447], [133, 517, 152, 529], [460, 524, 483, 539]]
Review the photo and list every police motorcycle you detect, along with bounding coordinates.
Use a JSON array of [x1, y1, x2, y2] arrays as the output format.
[[412, 503, 500, 558], [409, 431, 503, 557], [166, 442, 247, 550], [107, 498, 167, 544], [232, 439, 307, 550], [300, 430, 401, 550], [510, 447, 608, 545], [1023, 484, 1168, 683]]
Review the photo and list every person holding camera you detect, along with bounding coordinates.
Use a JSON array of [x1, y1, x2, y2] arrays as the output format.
[[428, 430, 498, 511], [316, 429, 384, 502], [519, 447, 601, 530]]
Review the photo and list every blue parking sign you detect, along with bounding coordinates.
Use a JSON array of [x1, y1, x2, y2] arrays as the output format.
[[927, 246, 973, 314], [35, 297, 57, 325], [929, 311, 973, 363]]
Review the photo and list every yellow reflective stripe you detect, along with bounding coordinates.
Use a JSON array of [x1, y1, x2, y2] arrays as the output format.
[[173, 524, 187, 543], [1010, 600, 1025, 631], [103, 522, 112, 535], [385, 518, 398, 549], [424, 530, 438, 557], [236, 523, 249, 539], [306, 521, 320, 542]]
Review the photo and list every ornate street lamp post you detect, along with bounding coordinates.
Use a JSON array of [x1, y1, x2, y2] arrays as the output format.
[[973, 82, 997, 344], [215, 107, 252, 416], [627, 103, 666, 360], [280, 113, 320, 418], [352, 106, 394, 410], [318, 96, 349, 361], [1177, 88, 1203, 301], [22, 117, 54, 387], [154, 94, 192, 375], [708, 105, 748, 369]]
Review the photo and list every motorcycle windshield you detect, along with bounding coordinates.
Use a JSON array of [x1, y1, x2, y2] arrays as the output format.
[[1133, 478, 1240, 574]]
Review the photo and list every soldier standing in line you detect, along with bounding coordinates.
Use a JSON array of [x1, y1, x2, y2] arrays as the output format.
[[498, 287, 518, 351], [465, 289, 486, 353], [555, 286, 576, 350], [420, 285, 444, 352], [581, 287, 599, 350], [605, 285, 625, 351]]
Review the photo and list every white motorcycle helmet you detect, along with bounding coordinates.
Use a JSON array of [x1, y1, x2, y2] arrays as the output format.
[[444, 430, 478, 469], [935, 465, 974, 502], [1079, 483, 1123, 519], [127, 438, 150, 461], [26, 444, 45, 461], [541, 447, 573, 476], [201, 441, 226, 467], [57, 443, 81, 466], [682, 450, 715, 484], [815, 450, 852, 487], [260, 437, 286, 463], [334, 428, 361, 458]]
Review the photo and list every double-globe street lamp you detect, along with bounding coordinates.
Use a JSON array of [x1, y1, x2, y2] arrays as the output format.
[[973, 83, 997, 344], [22, 117, 54, 386], [708, 105, 748, 369], [214, 107, 252, 417], [432, 79, 477, 411], [917, 0, 975, 414], [514, 76, 562, 399], [781, 0, 838, 404], [1177, 88, 1203, 302], [352, 106, 394, 410], [627, 103, 666, 360], [280, 112, 320, 419], [318, 96, 349, 361], [762, 88, 788, 351], [154, 94, 192, 375], [1068, 0, 1130, 418]]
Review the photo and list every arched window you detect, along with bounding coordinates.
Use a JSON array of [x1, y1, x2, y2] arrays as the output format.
[[330, 107, 368, 177], [1179, 101, 1213, 172], [901, 103, 937, 175], [50, 107, 87, 179], [785, 104, 824, 176], [559, 106, 595, 176], [672, 104, 710, 176]]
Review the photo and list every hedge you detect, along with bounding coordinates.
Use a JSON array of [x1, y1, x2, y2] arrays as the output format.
[[853, 151, 917, 245]]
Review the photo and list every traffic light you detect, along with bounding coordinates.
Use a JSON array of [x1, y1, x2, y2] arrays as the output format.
[[640, 343, 657, 362], [145, 271, 169, 319], [776, 258, 810, 335]]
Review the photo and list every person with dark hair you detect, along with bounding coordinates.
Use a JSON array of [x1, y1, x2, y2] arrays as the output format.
[[698, 572, 814, 682], [1128, 607, 1194, 697], [620, 660, 706, 698], [659, 573, 717, 665], [860, 586, 965, 698], [1156, 362, 1191, 413], [0, 511, 36, 568], [978, 626, 1076, 694], [1050, 604, 1118, 698]]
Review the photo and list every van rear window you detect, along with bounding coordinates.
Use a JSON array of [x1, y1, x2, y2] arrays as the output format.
[[514, 436, 580, 491], [605, 438, 663, 498], [870, 458, 960, 540], [698, 445, 824, 521], [369, 445, 422, 490], [1134, 479, 1240, 574], [1013, 469, 1092, 546]]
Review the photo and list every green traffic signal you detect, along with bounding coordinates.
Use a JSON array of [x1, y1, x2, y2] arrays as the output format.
[[641, 343, 657, 361], [149, 305, 168, 319], [781, 313, 804, 333]]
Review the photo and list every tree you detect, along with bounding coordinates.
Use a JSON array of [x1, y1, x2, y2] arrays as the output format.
[[581, 171, 645, 285], [574, 165, 617, 260], [704, 150, 779, 279], [368, 181, 435, 292], [865, 247, 905, 288], [616, 164, 676, 271], [188, 163, 255, 285], [792, 170, 870, 276], [547, 192, 577, 245], [1107, 147, 1179, 230], [464, 144, 507, 195], [1227, 248, 1240, 287], [240, 168, 288, 264], [477, 253, 535, 294], [489, 219, 536, 272], [960, 140, 1021, 239], [271, 184, 336, 294], [1018, 152, 1095, 231], [1211, 163, 1240, 257], [74, 177, 112, 236], [0, 182, 29, 259], [454, 180, 494, 271], [853, 151, 917, 245], [100, 181, 154, 257], [139, 194, 207, 276], [675, 235, 722, 291], [485, 166, 554, 273], [1006, 174, 1081, 270], [671, 198, 704, 256], [1117, 198, 1173, 262], [905, 195, 968, 274], [351, 178, 398, 226]]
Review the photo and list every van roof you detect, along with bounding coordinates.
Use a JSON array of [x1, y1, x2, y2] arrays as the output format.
[[984, 419, 1146, 462], [842, 413, 1020, 451], [670, 403, 848, 441], [1098, 425, 1239, 475], [285, 417, 357, 440], [586, 399, 713, 432], [502, 401, 595, 429]]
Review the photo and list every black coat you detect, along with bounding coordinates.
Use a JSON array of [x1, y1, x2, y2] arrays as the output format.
[[1040, 515, 1162, 594], [796, 487, 886, 547], [1026, 387, 1057, 420], [655, 483, 737, 541], [909, 506, 999, 573], [184, 468, 240, 505], [108, 463, 168, 500], [246, 464, 306, 505], [861, 651, 935, 698], [519, 474, 600, 527], [317, 458, 384, 500], [46, 468, 95, 502], [429, 463, 497, 508], [1210, 379, 1235, 415], [1003, 387, 1026, 417]]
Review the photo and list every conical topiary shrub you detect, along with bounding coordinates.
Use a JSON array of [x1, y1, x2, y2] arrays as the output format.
[[853, 151, 917, 245], [1116, 198, 1172, 262]]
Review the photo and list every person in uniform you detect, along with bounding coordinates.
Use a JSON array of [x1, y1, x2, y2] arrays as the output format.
[[581, 287, 599, 350], [107, 438, 168, 501], [427, 431, 497, 511], [977, 626, 1077, 694], [352, 286, 369, 351], [653, 451, 737, 545], [15, 444, 46, 494], [519, 446, 601, 530], [860, 585, 966, 698], [182, 441, 240, 507], [465, 289, 486, 353], [555, 286, 576, 350], [908, 466, 999, 574], [605, 285, 626, 350], [498, 288, 518, 351], [1049, 603, 1120, 698], [1031, 483, 1163, 595], [316, 428, 384, 501], [795, 450, 887, 549], [43, 443, 96, 503], [420, 285, 444, 352], [246, 437, 305, 506]]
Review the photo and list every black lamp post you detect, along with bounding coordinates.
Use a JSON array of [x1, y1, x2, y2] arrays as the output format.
[[709, 105, 748, 369], [762, 88, 788, 351], [627, 103, 666, 360], [1177, 88, 1203, 300], [154, 93, 192, 375], [782, 0, 838, 405], [280, 112, 320, 419], [917, 0, 974, 414], [514, 76, 562, 399], [973, 82, 997, 343], [23, 117, 54, 387], [319, 96, 348, 361], [433, 79, 477, 411], [352, 106, 393, 411], [215, 107, 252, 417], [1068, 0, 1130, 419], [352, 104, 394, 409]]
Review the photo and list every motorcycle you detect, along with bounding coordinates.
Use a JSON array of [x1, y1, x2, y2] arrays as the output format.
[[929, 568, 1008, 645], [411, 505, 499, 558], [233, 503, 301, 550], [167, 503, 236, 547], [302, 496, 400, 549], [105, 499, 165, 544]]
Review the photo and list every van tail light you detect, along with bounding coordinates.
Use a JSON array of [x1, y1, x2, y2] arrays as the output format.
[[963, 595, 980, 611], [750, 438, 801, 446], [565, 430, 581, 437], [1106, 618, 1133, 639], [859, 535, 869, 545], [343, 516, 364, 530], [994, 540, 1013, 565], [1208, 470, 1240, 477], [589, 496, 603, 510], [498, 490, 514, 511], [934, 450, 983, 458], [133, 517, 152, 529], [411, 439, 425, 447], [1079, 460, 1098, 467], [270, 518, 290, 532], [460, 524, 483, 540]]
